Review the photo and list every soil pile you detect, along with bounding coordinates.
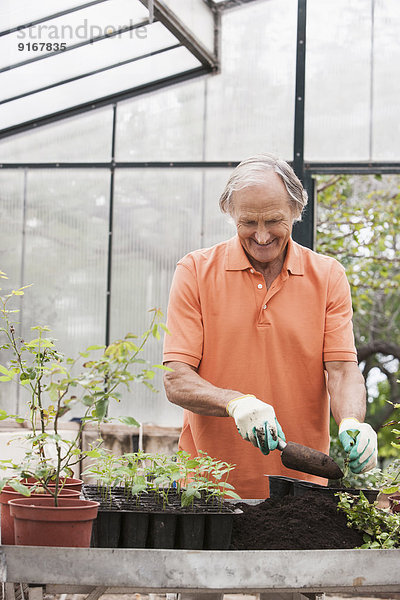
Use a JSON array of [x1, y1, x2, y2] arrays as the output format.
[[230, 492, 364, 550]]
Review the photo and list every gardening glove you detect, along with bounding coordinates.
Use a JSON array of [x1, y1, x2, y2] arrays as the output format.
[[226, 394, 285, 455], [338, 417, 378, 474]]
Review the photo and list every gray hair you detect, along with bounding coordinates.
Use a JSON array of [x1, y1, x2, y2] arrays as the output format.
[[219, 154, 308, 222]]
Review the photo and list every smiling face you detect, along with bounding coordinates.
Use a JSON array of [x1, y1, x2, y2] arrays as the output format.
[[231, 172, 295, 270]]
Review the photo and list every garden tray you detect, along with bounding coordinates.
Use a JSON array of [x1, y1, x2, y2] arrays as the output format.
[[84, 485, 241, 550]]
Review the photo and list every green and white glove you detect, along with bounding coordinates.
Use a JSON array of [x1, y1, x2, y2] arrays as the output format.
[[226, 394, 285, 455], [338, 417, 378, 474]]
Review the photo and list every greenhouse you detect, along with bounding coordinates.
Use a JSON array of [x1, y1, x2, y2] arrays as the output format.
[[0, 0, 399, 596]]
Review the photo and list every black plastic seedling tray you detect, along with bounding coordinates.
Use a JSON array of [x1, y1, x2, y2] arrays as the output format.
[[84, 485, 240, 550]]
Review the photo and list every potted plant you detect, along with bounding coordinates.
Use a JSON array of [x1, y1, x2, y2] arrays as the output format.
[[0, 270, 167, 546], [82, 448, 241, 549]]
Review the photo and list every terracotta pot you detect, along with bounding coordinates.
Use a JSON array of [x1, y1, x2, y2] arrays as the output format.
[[388, 492, 400, 513], [0, 486, 80, 545], [23, 477, 83, 492], [9, 497, 99, 547]]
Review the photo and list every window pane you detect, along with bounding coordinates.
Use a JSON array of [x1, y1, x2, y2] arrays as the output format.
[[115, 79, 205, 161], [20, 170, 109, 358], [305, 0, 371, 161], [205, 0, 297, 161], [110, 168, 204, 426], [1, 0, 148, 67], [203, 169, 237, 248], [0, 171, 25, 276], [0, 0, 91, 32], [0, 107, 113, 162], [0, 47, 200, 130], [372, 0, 400, 160], [2, 24, 178, 102]]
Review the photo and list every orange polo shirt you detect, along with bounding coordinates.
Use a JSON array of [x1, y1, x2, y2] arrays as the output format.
[[163, 236, 357, 499]]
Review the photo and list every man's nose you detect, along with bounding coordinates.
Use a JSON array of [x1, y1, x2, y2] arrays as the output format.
[[254, 226, 271, 244]]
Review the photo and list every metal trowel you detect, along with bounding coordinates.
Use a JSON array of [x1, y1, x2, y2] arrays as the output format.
[[276, 438, 343, 479]]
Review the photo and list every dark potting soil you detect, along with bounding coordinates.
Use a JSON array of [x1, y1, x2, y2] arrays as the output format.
[[230, 491, 364, 550], [83, 484, 237, 514]]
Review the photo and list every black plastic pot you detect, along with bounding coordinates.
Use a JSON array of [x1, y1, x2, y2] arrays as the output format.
[[203, 513, 234, 550], [176, 513, 205, 549], [293, 480, 379, 504], [268, 475, 296, 498], [147, 512, 178, 549], [91, 511, 121, 548], [120, 511, 149, 548]]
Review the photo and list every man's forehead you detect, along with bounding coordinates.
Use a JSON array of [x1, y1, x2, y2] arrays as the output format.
[[237, 207, 288, 219]]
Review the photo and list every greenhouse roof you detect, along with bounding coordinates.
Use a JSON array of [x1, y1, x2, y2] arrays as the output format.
[[0, 0, 224, 138]]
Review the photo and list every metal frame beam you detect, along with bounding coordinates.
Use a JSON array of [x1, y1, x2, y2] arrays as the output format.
[[305, 162, 400, 175], [292, 0, 307, 184], [204, 0, 266, 11], [0, 161, 239, 169], [139, 0, 218, 71], [105, 105, 117, 348], [2, 161, 400, 174]]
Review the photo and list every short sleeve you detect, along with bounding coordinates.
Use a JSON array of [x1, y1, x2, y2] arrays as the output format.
[[163, 261, 204, 368], [323, 262, 357, 362]]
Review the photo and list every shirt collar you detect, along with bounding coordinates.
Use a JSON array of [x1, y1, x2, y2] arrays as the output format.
[[225, 235, 304, 275]]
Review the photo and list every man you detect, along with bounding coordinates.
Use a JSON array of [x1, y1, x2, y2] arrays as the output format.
[[163, 154, 377, 499]]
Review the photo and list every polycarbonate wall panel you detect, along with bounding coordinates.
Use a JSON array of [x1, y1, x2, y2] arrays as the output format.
[[0, 107, 113, 162], [110, 169, 201, 426], [1, 0, 149, 69], [372, 0, 400, 160], [0, 47, 199, 131], [2, 24, 178, 103], [203, 169, 236, 248], [305, 0, 371, 161], [161, 0, 215, 54], [17, 170, 109, 358], [205, 0, 297, 161], [0, 171, 25, 413], [115, 79, 206, 161], [0, 0, 90, 32], [0, 171, 25, 279]]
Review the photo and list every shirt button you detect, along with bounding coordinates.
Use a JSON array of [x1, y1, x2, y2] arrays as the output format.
[[250, 269, 254, 273], [263, 304, 267, 310], [257, 283, 263, 289]]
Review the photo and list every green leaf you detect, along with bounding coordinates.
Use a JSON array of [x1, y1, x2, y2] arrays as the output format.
[[95, 398, 109, 420], [0, 365, 13, 381], [9, 481, 31, 496], [381, 485, 399, 494], [118, 416, 140, 427], [86, 345, 105, 351], [158, 323, 170, 334]]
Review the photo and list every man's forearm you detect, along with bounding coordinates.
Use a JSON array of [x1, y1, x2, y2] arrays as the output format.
[[325, 361, 366, 425], [163, 361, 245, 416]]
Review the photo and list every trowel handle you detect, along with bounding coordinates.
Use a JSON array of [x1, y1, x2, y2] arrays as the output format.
[[277, 438, 287, 451]]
